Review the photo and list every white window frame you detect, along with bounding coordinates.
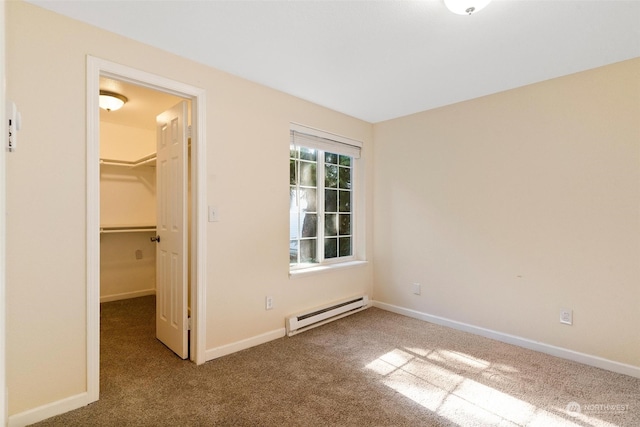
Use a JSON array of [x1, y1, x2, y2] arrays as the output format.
[[289, 123, 363, 274]]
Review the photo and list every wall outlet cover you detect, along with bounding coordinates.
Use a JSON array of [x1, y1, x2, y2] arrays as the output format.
[[560, 308, 573, 325], [412, 283, 421, 295]]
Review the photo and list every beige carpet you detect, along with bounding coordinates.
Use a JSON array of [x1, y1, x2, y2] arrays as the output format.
[[33, 296, 638, 426]]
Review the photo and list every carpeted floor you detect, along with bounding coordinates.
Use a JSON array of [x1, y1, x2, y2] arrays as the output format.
[[33, 296, 638, 426]]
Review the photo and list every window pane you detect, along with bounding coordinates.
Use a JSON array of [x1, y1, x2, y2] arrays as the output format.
[[339, 214, 350, 235], [325, 164, 338, 188], [339, 155, 351, 167], [290, 147, 298, 159], [300, 239, 317, 263], [325, 152, 338, 164], [339, 237, 351, 257], [289, 216, 299, 240], [300, 187, 316, 212], [324, 238, 337, 259], [290, 189, 299, 238], [300, 147, 317, 161], [325, 214, 337, 236], [301, 214, 317, 238], [339, 191, 351, 212], [289, 240, 298, 263], [339, 166, 351, 189], [300, 162, 316, 186], [325, 189, 337, 212], [290, 159, 297, 185]]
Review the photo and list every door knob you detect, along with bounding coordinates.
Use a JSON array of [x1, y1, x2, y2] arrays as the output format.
[[150, 235, 161, 243]]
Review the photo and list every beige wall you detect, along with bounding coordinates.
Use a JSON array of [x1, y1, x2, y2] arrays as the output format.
[[99, 121, 155, 162], [6, 1, 373, 416], [100, 232, 156, 301], [100, 164, 156, 227], [373, 58, 640, 367], [1, 1, 7, 424], [100, 128, 157, 301]]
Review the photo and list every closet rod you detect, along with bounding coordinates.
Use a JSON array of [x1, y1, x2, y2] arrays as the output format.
[[100, 153, 156, 168], [100, 225, 156, 234]]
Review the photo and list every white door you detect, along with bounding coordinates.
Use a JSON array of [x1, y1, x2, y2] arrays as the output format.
[[155, 101, 188, 359]]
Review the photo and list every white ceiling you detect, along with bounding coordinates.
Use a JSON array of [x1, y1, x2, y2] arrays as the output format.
[[28, 0, 640, 123]]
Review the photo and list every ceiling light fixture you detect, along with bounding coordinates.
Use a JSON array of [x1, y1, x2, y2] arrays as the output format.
[[444, 0, 492, 15], [99, 90, 128, 111]]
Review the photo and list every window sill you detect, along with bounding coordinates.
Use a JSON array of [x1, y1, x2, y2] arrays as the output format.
[[289, 260, 368, 279]]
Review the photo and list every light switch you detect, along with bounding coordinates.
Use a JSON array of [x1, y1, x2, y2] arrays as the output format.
[[208, 206, 219, 222]]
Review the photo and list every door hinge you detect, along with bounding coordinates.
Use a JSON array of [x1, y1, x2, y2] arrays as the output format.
[[187, 317, 192, 331]]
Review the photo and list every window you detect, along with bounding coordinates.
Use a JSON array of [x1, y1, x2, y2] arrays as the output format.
[[289, 126, 361, 270]]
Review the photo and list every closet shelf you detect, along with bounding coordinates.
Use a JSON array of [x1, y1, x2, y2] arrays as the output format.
[[100, 153, 156, 168], [100, 225, 156, 234]]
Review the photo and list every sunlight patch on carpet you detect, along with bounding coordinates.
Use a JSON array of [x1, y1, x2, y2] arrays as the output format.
[[365, 348, 622, 427]]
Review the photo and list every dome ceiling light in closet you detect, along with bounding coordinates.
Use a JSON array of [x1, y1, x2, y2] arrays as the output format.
[[99, 90, 128, 112]]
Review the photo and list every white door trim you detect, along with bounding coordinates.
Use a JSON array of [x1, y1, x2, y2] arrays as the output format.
[[86, 56, 207, 402]]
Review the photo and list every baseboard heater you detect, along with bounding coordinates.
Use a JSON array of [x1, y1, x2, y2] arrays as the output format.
[[286, 295, 369, 337]]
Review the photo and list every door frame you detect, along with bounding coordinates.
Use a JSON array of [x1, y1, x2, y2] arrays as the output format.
[[86, 56, 207, 402]]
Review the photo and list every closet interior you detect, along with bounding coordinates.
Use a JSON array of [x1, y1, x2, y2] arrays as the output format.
[[99, 77, 187, 303]]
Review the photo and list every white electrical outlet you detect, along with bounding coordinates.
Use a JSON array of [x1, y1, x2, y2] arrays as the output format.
[[412, 283, 421, 295], [560, 308, 573, 325], [265, 296, 274, 310]]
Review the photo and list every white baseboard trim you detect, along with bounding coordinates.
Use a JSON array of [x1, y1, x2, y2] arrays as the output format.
[[205, 328, 286, 361], [8, 391, 94, 427], [372, 300, 640, 379], [100, 289, 155, 303]]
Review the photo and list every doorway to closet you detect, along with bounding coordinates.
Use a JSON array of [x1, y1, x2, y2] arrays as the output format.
[[99, 77, 191, 359], [87, 57, 208, 404]]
